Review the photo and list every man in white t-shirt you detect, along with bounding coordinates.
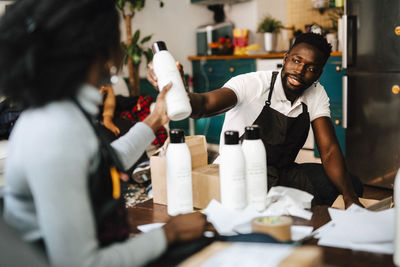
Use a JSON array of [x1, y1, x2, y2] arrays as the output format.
[[148, 33, 362, 208]]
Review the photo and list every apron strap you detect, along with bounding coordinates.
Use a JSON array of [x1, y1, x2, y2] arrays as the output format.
[[266, 71, 279, 106], [301, 102, 308, 113], [72, 98, 125, 172]]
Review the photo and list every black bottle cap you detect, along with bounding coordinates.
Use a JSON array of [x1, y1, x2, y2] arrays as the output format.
[[224, 130, 239, 145], [170, 129, 185, 143], [152, 41, 168, 54], [244, 125, 261, 140]]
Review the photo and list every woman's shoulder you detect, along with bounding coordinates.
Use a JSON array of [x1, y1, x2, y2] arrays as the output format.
[[13, 101, 95, 148]]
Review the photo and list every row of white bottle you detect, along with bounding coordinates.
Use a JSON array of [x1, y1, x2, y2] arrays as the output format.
[[165, 126, 268, 215], [220, 126, 268, 212]]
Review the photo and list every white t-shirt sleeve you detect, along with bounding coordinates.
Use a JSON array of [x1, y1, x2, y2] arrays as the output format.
[[222, 72, 267, 106], [309, 84, 331, 122]]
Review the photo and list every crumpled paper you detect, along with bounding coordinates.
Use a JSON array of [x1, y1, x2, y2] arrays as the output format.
[[203, 186, 313, 236], [263, 186, 313, 219]]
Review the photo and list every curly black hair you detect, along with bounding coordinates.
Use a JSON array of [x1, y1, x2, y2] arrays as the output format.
[[290, 32, 332, 64], [0, 0, 120, 108]]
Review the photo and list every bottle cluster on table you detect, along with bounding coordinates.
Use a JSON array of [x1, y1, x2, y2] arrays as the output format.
[[165, 125, 269, 216]]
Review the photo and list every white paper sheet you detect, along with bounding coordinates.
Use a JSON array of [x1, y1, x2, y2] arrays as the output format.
[[291, 225, 314, 242], [316, 204, 394, 254], [201, 243, 294, 267], [262, 186, 313, 220], [204, 186, 313, 236], [137, 222, 165, 233], [203, 200, 260, 235]]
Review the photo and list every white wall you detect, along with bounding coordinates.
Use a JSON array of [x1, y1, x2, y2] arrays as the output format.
[[225, 0, 287, 47], [121, 0, 214, 77], [224, 1, 258, 43], [256, 0, 287, 50], [124, 0, 287, 77]]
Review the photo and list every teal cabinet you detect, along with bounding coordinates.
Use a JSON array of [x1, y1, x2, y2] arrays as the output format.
[[191, 58, 256, 144], [314, 56, 345, 157]]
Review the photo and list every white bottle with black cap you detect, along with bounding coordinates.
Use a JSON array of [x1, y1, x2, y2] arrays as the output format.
[[242, 125, 267, 212], [166, 129, 193, 216], [219, 130, 247, 210], [152, 41, 192, 121]]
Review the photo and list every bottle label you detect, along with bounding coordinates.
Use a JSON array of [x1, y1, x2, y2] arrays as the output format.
[[167, 164, 193, 215]]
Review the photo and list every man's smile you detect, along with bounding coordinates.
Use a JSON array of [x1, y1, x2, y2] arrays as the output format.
[[287, 74, 304, 87]]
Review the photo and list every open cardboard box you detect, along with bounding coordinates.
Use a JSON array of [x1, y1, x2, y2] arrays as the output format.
[[150, 135, 220, 209], [331, 195, 393, 211]]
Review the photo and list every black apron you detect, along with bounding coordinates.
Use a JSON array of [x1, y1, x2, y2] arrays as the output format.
[[247, 72, 310, 188], [255, 72, 310, 169], [75, 100, 129, 247], [245, 72, 363, 205]]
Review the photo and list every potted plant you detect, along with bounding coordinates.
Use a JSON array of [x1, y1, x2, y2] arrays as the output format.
[[116, 0, 164, 96], [257, 15, 283, 52]]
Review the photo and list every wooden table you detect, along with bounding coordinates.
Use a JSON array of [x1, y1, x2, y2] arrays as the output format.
[[127, 200, 395, 267]]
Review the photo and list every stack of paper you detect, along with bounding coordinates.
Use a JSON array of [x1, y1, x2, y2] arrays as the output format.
[[200, 243, 294, 267], [315, 204, 394, 254]]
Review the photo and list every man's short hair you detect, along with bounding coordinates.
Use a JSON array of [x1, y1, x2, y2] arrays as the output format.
[[290, 32, 332, 63]]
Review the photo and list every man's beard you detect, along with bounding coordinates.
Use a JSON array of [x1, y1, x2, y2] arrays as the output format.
[[281, 72, 313, 97]]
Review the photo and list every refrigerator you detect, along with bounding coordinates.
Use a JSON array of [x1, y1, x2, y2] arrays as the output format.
[[341, 0, 400, 188]]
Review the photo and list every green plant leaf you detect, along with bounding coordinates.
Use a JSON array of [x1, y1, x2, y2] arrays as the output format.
[[132, 29, 140, 44], [132, 54, 141, 65], [116, 0, 126, 10], [127, 44, 134, 56], [117, 0, 165, 71], [133, 0, 144, 11], [140, 34, 152, 44], [143, 48, 154, 64], [257, 15, 283, 33]]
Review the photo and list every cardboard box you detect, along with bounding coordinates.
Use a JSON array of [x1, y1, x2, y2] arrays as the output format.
[[192, 164, 220, 209], [150, 135, 213, 207], [332, 195, 393, 211]]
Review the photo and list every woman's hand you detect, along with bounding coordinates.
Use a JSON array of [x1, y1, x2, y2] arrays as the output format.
[[146, 61, 185, 91], [163, 212, 207, 245], [143, 82, 171, 132]]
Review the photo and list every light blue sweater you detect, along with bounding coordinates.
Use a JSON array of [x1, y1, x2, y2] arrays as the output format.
[[3, 84, 167, 267]]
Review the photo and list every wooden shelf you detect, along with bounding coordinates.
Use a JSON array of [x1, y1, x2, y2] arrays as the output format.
[[188, 52, 342, 60]]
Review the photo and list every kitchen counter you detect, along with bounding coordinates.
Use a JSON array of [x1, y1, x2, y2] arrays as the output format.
[[188, 51, 342, 60]]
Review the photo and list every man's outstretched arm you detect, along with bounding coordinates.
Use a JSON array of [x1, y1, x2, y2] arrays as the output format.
[[146, 62, 237, 119], [188, 88, 237, 119]]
